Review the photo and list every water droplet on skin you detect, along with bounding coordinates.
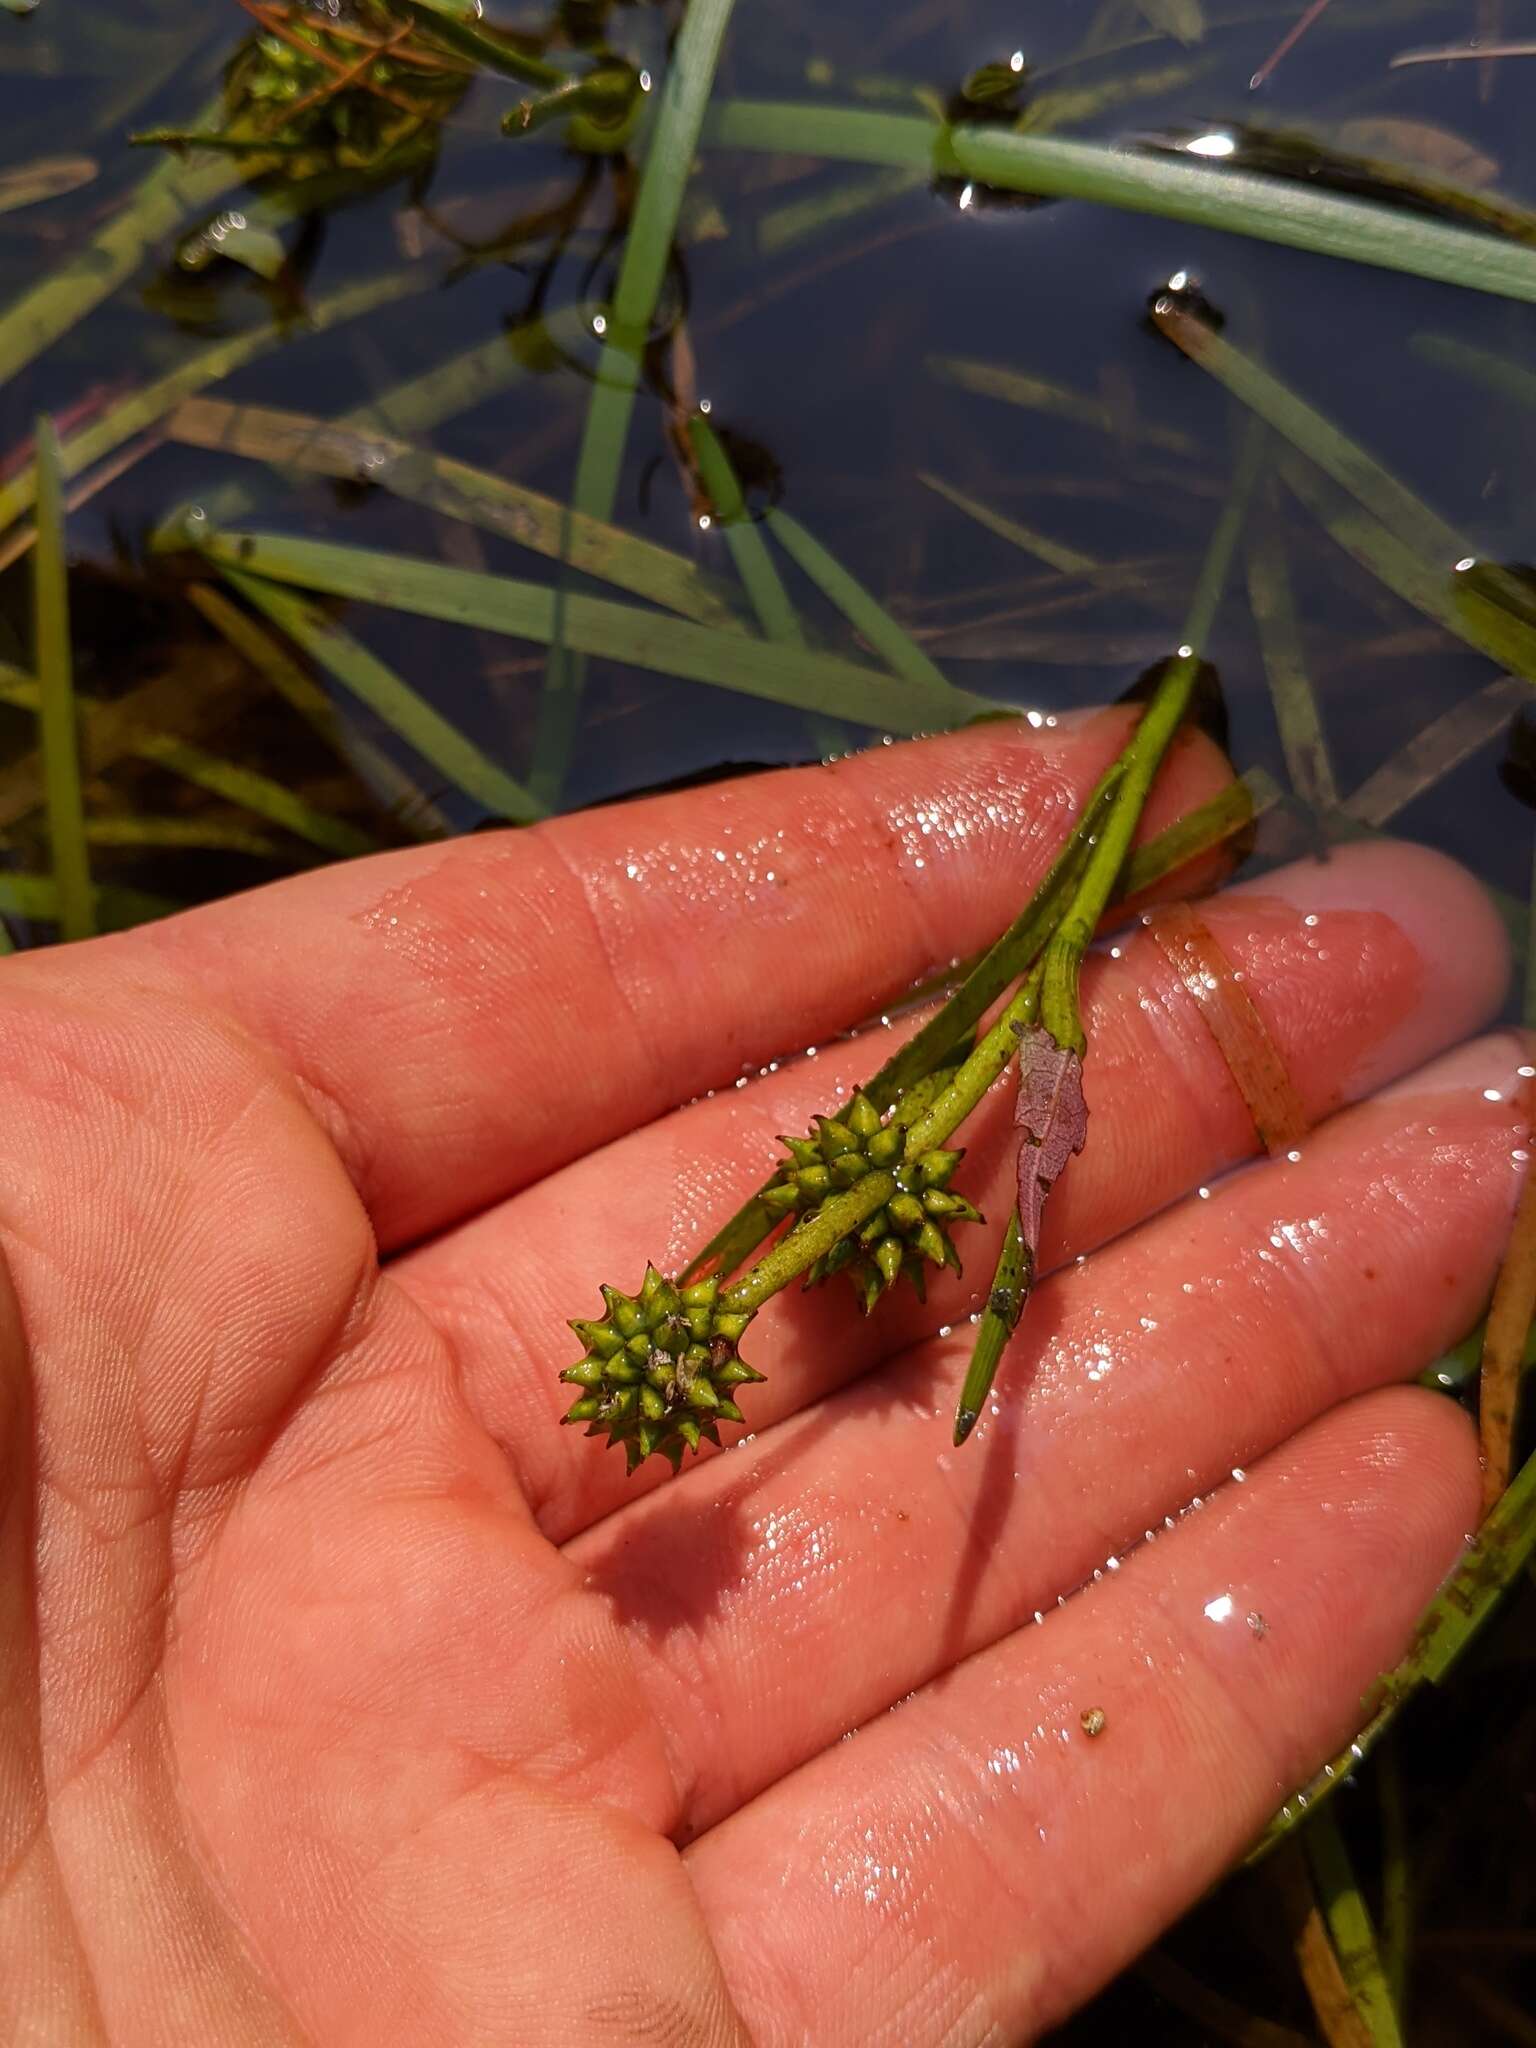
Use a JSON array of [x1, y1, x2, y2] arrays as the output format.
[[1485, 1088, 1504, 1102], [1204, 1594, 1234, 1623]]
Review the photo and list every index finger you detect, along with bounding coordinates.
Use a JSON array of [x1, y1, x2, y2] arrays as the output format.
[[115, 712, 1228, 1249]]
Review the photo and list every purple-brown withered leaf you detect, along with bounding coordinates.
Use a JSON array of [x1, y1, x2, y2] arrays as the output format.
[[1013, 1023, 1088, 1267]]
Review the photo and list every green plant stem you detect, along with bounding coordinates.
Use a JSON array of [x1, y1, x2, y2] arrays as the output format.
[[1303, 1809, 1405, 2048], [901, 965, 1042, 1163], [722, 1172, 896, 1313], [953, 1214, 1027, 1446], [1040, 419, 1263, 1051], [1378, 1737, 1412, 2018]]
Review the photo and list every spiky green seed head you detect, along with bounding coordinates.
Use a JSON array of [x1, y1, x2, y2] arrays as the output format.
[[767, 1090, 983, 1312], [560, 1268, 762, 1474]]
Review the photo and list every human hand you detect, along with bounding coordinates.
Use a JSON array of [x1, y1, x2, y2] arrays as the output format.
[[0, 710, 1518, 2044]]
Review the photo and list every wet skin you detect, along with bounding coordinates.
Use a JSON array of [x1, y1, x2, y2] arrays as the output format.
[[0, 708, 1519, 2045]]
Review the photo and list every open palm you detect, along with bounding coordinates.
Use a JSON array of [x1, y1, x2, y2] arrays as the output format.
[[0, 710, 1519, 2045]]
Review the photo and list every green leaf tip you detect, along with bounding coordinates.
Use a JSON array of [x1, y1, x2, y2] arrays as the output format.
[[560, 1271, 760, 1474]]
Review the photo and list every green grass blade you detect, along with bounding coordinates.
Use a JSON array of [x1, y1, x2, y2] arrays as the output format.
[[765, 507, 954, 691], [183, 583, 450, 840], [32, 418, 92, 941], [1280, 457, 1536, 686], [203, 530, 986, 733], [169, 396, 740, 627], [1247, 520, 1338, 809], [687, 414, 805, 644], [709, 102, 1536, 304], [0, 272, 423, 535], [757, 165, 919, 254], [0, 144, 240, 391], [1135, 0, 1206, 44], [217, 568, 547, 825], [156, 309, 591, 548], [1303, 1810, 1406, 2048], [948, 126, 1536, 305], [1152, 303, 1536, 683], [1343, 676, 1526, 828], [83, 816, 285, 858], [926, 353, 1197, 454], [0, 873, 177, 935], [0, 155, 97, 216], [532, 0, 740, 804], [918, 471, 1102, 576], [1411, 332, 1536, 413], [124, 731, 378, 860], [1252, 1441, 1536, 1857]]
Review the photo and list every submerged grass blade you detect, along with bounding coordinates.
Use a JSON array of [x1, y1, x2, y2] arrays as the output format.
[[125, 731, 378, 860], [0, 272, 423, 536], [926, 354, 1196, 455], [217, 568, 546, 825], [183, 583, 449, 839], [1411, 331, 1536, 413], [765, 507, 953, 692], [1303, 1810, 1406, 2048], [169, 396, 739, 627], [0, 873, 177, 935], [0, 144, 241, 391], [1152, 303, 1536, 685], [1247, 519, 1338, 810], [32, 418, 92, 941], [1342, 676, 1526, 827], [918, 472, 1101, 576], [201, 530, 984, 733], [533, 0, 740, 804]]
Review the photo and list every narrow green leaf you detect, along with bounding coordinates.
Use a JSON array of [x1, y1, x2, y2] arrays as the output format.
[[183, 583, 450, 840], [926, 354, 1197, 454], [125, 731, 378, 860], [0, 873, 177, 933], [217, 569, 547, 826], [202, 530, 985, 733], [1343, 676, 1526, 828], [707, 101, 1536, 304], [0, 142, 241, 392], [1412, 331, 1536, 413], [685, 414, 803, 643], [918, 471, 1102, 576], [32, 418, 92, 941], [1247, 519, 1338, 809], [1303, 1810, 1405, 2048], [0, 271, 424, 536], [169, 396, 739, 628], [765, 507, 953, 692], [0, 155, 96, 215], [533, 0, 740, 804], [1134, 0, 1206, 46], [757, 165, 919, 254], [83, 816, 285, 858]]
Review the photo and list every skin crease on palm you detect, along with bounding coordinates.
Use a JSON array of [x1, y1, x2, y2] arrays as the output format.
[[0, 706, 1523, 2048]]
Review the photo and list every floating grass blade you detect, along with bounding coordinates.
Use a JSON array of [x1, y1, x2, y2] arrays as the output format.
[[183, 583, 449, 840], [199, 531, 984, 733], [708, 103, 1536, 303], [168, 397, 740, 628], [31, 418, 92, 942], [0, 143, 242, 392], [765, 507, 953, 692], [918, 471, 1102, 577], [217, 569, 546, 825], [532, 0, 740, 805]]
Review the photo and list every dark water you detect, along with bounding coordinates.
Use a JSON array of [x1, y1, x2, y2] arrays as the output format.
[[0, 1, 1532, 2038]]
